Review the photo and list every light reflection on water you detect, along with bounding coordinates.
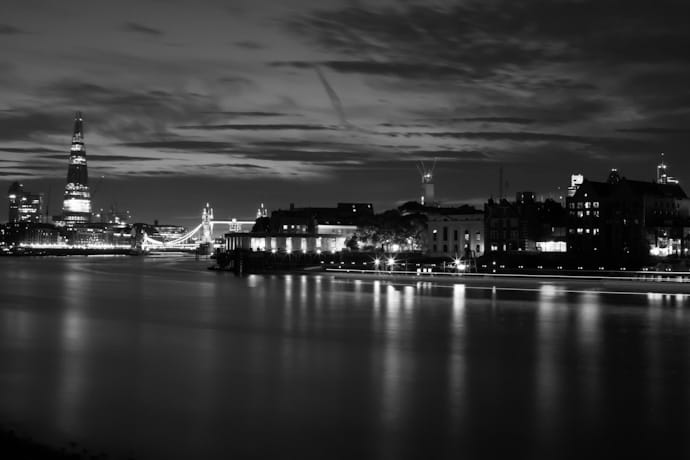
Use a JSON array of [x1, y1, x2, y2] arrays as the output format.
[[0, 258, 689, 459]]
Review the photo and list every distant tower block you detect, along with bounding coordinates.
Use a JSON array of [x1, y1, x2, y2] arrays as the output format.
[[256, 202, 268, 219], [417, 160, 437, 206], [568, 173, 584, 197], [201, 202, 214, 243], [657, 153, 679, 184], [62, 111, 91, 225]]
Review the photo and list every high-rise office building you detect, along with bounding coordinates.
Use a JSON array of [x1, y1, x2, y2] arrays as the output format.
[[7, 182, 23, 223], [7, 181, 43, 224], [62, 111, 91, 225]]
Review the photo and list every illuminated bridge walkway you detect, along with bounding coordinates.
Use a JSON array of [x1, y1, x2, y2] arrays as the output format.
[[142, 203, 254, 250]]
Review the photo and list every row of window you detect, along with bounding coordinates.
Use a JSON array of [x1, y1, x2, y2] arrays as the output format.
[[571, 210, 600, 218], [568, 227, 600, 235], [569, 201, 600, 209], [432, 228, 481, 242]]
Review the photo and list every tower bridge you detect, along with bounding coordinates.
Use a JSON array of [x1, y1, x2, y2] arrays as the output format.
[[142, 203, 254, 250]]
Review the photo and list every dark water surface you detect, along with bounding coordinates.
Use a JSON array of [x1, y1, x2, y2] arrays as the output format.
[[1, 256, 689, 459]]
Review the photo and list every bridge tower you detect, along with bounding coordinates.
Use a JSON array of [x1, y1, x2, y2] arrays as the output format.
[[201, 202, 214, 243]]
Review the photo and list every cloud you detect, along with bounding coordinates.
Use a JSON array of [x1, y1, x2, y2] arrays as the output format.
[[123, 22, 163, 36], [0, 24, 24, 35], [117, 140, 234, 152], [235, 40, 264, 50], [0, 147, 64, 154], [448, 117, 537, 125], [0, 111, 70, 141], [271, 60, 472, 79], [616, 127, 690, 134], [176, 123, 333, 131]]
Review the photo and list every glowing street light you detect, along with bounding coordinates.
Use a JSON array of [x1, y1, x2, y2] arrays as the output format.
[[373, 258, 381, 268], [455, 258, 466, 272], [387, 257, 395, 269]]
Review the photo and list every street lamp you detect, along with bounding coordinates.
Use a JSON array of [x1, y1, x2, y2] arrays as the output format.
[[387, 257, 395, 270]]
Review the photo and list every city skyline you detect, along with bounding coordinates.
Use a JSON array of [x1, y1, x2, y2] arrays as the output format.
[[1, 0, 689, 226]]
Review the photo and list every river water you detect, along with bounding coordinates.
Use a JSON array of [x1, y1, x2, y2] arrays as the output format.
[[0, 256, 689, 459]]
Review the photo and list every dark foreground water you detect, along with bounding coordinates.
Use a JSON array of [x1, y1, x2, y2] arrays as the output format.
[[1, 256, 689, 459]]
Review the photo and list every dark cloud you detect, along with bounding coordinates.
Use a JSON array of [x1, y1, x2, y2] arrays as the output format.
[[38, 80, 224, 142], [271, 60, 472, 79], [201, 111, 292, 118], [451, 117, 537, 125], [123, 22, 163, 36], [117, 140, 234, 152], [235, 40, 264, 50], [0, 111, 70, 141], [177, 123, 333, 131], [202, 163, 269, 170], [616, 127, 690, 134], [0, 24, 24, 35], [291, 1, 690, 71], [0, 147, 64, 154], [217, 76, 254, 87], [0, 171, 35, 177]]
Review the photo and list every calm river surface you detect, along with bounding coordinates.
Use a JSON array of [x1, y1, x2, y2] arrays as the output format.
[[1, 256, 689, 459]]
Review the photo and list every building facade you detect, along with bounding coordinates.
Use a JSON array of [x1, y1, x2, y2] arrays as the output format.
[[485, 193, 567, 254], [566, 173, 690, 263], [7, 182, 43, 224], [424, 208, 485, 258]]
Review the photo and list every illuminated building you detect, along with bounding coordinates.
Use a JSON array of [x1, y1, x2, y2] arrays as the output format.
[[485, 193, 566, 253], [7, 182, 22, 223], [417, 161, 436, 206], [224, 203, 372, 254], [425, 207, 485, 258], [656, 153, 679, 185], [256, 203, 268, 219], [7, 182, 43, 224], [61, 111, 91, 225], [567, 170, 690, 264], [567, 174, 584, 197]]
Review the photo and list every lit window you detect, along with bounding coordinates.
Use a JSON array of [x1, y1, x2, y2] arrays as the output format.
[[593, 202, 599, 208], [593, 228, 600, 235], [577, 228, 583, 234], [577, 211, 584, 218], [585, 202, 591, 209]]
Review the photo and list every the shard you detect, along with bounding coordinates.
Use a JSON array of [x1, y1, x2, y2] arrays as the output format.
[[61, 111, 91, 225]]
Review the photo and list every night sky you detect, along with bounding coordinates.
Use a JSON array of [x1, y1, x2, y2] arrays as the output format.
[[1, 0, 689, 226]]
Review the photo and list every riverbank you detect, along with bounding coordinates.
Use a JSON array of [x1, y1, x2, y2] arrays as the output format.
[[320, 268, 690, 295]]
